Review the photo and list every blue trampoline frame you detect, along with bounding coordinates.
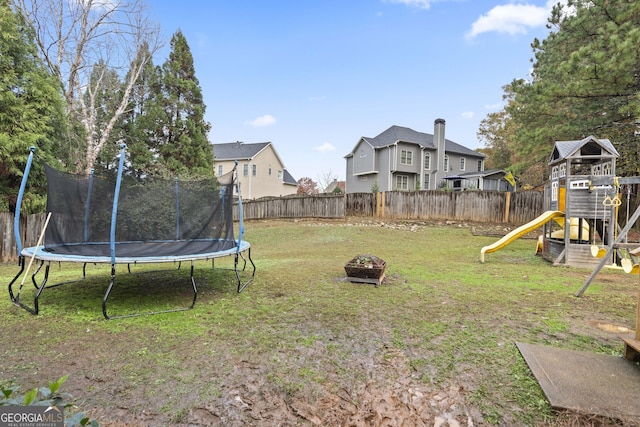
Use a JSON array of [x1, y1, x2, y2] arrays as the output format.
[[8, 146, 256, 319]]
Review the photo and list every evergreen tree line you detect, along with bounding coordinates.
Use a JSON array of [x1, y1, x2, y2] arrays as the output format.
[[478, 0, 640, 189], [0, 0, 212, 214]]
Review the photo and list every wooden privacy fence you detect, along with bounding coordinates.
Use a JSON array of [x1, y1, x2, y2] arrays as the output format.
[[238, 190, 543, 222], [240, 194, 345, 220], [1, 191, 544, 262], [347, 190, 544, 224], [0, 212, 48, 263]]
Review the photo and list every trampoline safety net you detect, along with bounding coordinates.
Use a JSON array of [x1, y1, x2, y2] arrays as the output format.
[[42, 161, 237, 259]]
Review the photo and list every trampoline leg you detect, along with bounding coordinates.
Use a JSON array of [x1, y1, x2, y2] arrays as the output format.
[[235, 248, 256, 293], [8, 256, 26, 303], [31, 263, 51, 314], [102, 265, 117, 320], [102, 263, 198, 320], [188, 260, 197, 309], [9, 259, 49, 315], [30, 260, 45, 289]]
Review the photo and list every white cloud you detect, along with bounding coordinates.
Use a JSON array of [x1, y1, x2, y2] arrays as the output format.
[[245, 114, 276, 127], [466, 2, 553, 39], [384, 0, 433, 10], [314, 142, 336, 153], [461, 111, 475, 119]]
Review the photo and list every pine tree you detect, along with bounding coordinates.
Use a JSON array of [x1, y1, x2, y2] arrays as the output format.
[[506, 0, 640, 183], [156, 30, 213, 178], [0, 0, 67, 212]]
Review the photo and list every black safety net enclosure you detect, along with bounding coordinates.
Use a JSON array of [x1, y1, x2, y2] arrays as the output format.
[[43, 162, 236, 259], [9, 146, 254, 319]]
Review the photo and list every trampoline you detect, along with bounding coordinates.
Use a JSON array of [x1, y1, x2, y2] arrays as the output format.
[[8, 145, 255, 319]]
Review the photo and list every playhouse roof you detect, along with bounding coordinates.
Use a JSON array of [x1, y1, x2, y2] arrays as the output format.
[[549, 135, 619, 165]]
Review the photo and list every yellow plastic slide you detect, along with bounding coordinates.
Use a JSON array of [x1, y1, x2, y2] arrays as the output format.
[[480, 210, 564, 262]]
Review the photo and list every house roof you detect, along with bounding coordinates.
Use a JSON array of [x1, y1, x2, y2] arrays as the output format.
[[350, 125, 484, 158], [212, 141, 271, 160], [549, 135, 619, 165], [283, 169, 297, 186], [212, 141, 297, 185]]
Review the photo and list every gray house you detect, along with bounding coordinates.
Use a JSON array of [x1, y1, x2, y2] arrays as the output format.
[[344, 119, 486, 193]]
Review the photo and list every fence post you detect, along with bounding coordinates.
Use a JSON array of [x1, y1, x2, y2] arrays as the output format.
[[504, 191, 511, 223]]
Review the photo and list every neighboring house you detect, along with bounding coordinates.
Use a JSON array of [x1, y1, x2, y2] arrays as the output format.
[[443, 169, 515, 192], [323, 179, 346, 193], [212, 141, 297, 199], [344, 119, 486, 193]]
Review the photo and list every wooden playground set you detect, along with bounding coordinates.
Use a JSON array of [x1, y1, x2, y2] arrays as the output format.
[[480, 135, 640, 361]]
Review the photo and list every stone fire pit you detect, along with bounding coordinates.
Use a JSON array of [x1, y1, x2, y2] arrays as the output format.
[[344, 254, 386, 286]]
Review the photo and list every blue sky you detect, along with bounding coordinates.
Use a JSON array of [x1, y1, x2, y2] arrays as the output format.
[[149, 0, 558, 183]]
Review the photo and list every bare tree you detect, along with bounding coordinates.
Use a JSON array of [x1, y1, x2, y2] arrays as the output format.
[[13, 0, 162, 173], [317, 170, 338, 193]]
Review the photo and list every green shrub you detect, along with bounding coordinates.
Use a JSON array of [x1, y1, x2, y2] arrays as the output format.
[[0, 375, 98, 427]]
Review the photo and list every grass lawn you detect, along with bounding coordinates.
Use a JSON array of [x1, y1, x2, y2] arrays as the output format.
[[0, 219, 637, 426]]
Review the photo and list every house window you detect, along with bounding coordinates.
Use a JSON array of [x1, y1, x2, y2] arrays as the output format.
[[400, 150, 413, 165], [424, 153, 431, 170], [460, 157, 466, 171], [592, 164, 601, 175], [444, 155, 449, 172], [551, 181, 558, 201], [243, 164, 249, 176], [395, 175, 408, 190], [423, 174, 430, 190], [269, 167, 272, 176], [477, 160, 483, 172], [252, 165, 257, 176], [217, 165, 223, 176], [551, 166, 558, 180], [278, 170, 283, 179], [602, 162, 612, 175], [559, 164, 566, 178]]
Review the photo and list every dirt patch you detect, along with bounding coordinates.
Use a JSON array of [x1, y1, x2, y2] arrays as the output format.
[[173, 347, 475, 427]]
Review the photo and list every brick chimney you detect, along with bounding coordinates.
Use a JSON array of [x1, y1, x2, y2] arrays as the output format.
[[434, 118, 446, 187]]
